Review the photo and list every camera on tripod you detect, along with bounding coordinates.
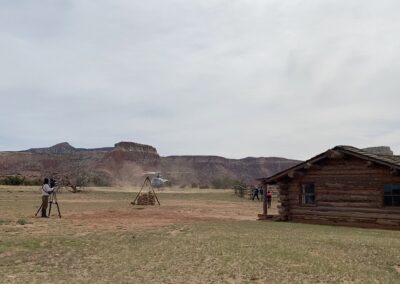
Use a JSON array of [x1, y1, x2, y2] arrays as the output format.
[[50, 178, 60, 189], [35, 177, 62, 218]]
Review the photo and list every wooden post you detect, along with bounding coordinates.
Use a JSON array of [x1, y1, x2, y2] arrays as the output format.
[[263, 185, 268, 215], [258, 183, 273, 220]]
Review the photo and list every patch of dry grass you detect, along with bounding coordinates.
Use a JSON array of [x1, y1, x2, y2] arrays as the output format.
[[0, 186, 399, 283]]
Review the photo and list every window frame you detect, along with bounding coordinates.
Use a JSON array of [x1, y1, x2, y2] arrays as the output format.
[[300, 183, 316, 206], [383, 184, 400, 207]]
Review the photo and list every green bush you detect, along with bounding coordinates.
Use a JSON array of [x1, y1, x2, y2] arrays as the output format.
[[1, 176, 25, 185], [16, 218, 29, 225], [0, 219, 11, 225], [0, 176, 42, 186]]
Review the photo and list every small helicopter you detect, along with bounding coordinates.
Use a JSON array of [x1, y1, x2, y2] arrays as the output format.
[[144, 171, 169, 189]]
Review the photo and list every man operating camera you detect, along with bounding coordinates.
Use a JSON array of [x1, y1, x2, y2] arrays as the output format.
[[40, 178, 56, 218]]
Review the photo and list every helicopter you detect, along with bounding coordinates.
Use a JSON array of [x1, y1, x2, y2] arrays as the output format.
[[143, 172, 169, 189]]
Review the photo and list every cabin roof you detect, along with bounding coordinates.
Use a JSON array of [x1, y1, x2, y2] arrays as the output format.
[[258, 145, 400, 184]]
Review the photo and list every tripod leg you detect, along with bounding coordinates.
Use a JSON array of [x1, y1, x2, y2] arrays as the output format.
[[48, 200, 52, 217], [52, 192, 61, 218], [151, 187, 161, 206], [55, 202, 61, 218], [35, 203, 43, 217], [132, 177, 150, 205]]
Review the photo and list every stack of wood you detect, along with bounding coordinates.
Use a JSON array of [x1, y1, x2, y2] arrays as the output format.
[[136, 191, 156, 205]]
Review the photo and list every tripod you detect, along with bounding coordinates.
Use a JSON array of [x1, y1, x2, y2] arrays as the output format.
[[132, 176, 161, 206], [35, 190, 62, 218]]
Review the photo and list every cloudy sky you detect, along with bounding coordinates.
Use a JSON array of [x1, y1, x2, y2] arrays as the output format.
[[1, 0, 399, 159]]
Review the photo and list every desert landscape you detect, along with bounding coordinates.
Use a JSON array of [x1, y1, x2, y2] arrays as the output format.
[[1, 186, 400, 283], [0, 141, 300, 187], [2, 1, 400, 283]]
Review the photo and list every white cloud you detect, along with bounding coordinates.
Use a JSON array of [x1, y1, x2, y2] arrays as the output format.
[[1, 0, 400, 159]]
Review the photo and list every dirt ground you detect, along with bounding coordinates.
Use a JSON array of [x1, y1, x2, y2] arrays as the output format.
[[67, 199, 262, 231], [0, 186, 268, 235]]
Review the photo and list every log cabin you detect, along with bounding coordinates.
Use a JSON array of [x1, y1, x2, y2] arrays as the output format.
[[259, 146, 400, 229]]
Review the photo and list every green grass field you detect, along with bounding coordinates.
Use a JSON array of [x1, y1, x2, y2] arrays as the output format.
[[0, 186, 399, 283]]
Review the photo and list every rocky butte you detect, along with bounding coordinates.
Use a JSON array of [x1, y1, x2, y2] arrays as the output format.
[[0, 141, 301, 186]]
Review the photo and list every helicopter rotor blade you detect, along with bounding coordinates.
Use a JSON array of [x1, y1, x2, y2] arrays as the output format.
[[142, 171, 161, 175]]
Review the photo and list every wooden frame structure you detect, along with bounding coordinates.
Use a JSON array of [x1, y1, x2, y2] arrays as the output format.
[[132, 176, 161, 206]]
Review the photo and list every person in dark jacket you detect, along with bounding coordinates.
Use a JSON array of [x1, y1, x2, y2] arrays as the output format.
[[252, 186, 260, 201]]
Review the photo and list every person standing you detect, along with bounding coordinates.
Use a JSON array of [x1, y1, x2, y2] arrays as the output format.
[[41, 178, 54, 218], [266, 190, 272, 208], [252, 186, 260, 201]]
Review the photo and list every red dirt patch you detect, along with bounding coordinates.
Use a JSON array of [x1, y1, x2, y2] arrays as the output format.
[[65, 199, 263, 232]]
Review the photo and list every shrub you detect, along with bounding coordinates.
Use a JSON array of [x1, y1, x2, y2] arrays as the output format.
[[0, 219, 11, 225], [191, 183, 198, 188], [11, 176, 23, 185], [0, 176, 25, 185], [90, 176, 112, 187], [0, 176, 42, 186], [211, 177, 244, 189], [23, 178, 42, 186], [17, 218, 29, 225]]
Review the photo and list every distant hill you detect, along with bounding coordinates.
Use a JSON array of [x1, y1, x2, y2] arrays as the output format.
[[160, 155, 299, 186], [22, 142, 114, 154], [0, 141, 301, 187]]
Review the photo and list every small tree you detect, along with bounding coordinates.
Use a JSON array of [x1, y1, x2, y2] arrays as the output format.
[[61, 175, 89, 193]]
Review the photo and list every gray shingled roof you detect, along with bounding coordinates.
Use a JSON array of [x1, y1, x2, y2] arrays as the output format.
[[334, 145, 400, 168], [259, 145, 400, 184]]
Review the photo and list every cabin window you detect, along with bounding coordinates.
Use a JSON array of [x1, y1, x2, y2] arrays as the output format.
[[384, 184, 400, 207], [301, 183, 315, 205]]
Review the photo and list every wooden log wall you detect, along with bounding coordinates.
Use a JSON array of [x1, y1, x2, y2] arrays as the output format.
[[276, 183, 289, 221], [271, 155, 400, 229]]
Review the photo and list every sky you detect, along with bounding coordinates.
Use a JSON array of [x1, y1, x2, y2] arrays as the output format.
[[1, 0, 400, 160]]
